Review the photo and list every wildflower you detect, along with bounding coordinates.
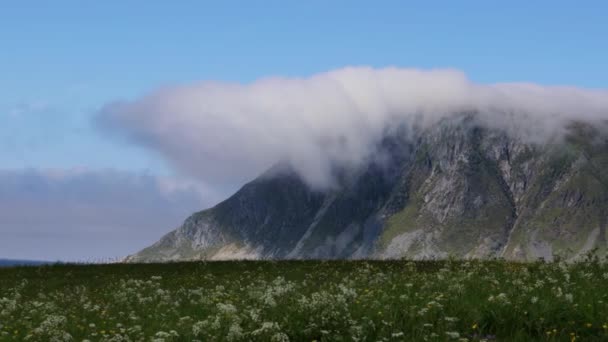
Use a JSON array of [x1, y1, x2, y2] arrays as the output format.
[[216, 303, 237, 315], [271, 332, 290, 342], [252, 322, 281, 336], [192, 321, 208, 337], [445, 331, 460, 339], [227, 323, 243, 341]]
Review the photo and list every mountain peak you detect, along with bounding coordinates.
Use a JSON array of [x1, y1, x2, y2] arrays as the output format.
[[127, 117, 608, 262]]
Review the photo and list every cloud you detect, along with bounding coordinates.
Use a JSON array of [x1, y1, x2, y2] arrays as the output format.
[[0, 168, 216, 261], [97, 66, 608, 189]]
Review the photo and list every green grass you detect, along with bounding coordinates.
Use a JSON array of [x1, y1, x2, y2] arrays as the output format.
[[1, 259, 608, 341], [382, 192, 426, 246]]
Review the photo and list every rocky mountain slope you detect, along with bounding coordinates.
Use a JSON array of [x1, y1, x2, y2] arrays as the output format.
[[127, 114, 608, 262]]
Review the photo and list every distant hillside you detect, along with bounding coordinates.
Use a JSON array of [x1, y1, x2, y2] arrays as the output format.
[[0, 259, 53, 267]]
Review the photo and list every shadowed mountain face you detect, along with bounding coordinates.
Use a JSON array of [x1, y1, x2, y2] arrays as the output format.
[[127, 115, 608, 262]]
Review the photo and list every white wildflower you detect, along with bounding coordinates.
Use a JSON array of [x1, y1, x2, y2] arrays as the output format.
[[217, 303, 237, 315], [227, 322, 243, 341], [445, 331, 460, 339], [271, 332, 290, 342]]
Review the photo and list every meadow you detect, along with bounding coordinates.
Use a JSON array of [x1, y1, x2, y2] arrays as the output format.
[[1, 258, 607, 341]]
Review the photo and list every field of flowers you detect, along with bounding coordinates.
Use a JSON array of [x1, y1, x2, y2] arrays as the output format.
[[1, 258, 608, 341]]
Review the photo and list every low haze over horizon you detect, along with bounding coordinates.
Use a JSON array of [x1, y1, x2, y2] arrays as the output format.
[[2, 1, 607, 261]]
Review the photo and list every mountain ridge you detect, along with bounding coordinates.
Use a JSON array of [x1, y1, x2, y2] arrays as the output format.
[[0, 259, 53, 267], [127, 114, 608, 262]]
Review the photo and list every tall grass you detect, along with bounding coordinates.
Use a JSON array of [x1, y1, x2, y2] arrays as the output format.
[[0, 259, 607, 341]]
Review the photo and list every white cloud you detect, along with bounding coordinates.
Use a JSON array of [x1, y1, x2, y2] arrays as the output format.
[[97, 66, 608, 189]]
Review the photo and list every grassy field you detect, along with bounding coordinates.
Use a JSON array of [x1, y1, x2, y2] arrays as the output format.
[[1, 259, 607, 341]]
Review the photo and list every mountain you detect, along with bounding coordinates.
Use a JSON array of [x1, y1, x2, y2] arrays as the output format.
[[127, 114, 608, 262], [0, 259, 52, 267]]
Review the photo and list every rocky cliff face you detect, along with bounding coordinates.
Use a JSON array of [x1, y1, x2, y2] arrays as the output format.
[[127, 115, 608, 262]]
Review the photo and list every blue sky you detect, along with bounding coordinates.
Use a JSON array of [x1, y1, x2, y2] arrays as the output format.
[[1, 1, 607, 260], [2, 1, 607, 171]]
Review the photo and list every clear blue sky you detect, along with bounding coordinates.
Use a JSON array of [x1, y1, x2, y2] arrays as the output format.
[[2, 0, 607, 172], [1, 1, 607, 260]]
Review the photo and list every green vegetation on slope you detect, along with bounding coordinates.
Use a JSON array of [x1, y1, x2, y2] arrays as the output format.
[[1, 260, 608, 341], [382, 192, 426, 247]]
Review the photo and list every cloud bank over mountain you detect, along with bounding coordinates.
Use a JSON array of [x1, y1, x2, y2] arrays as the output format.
[[98, 67, 608, 189], [0, 168, 209, 261]]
